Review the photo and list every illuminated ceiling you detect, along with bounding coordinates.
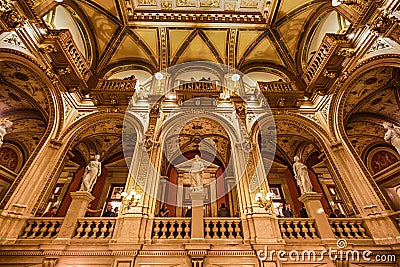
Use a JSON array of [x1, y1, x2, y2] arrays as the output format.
[[58, 0, 333, 88]]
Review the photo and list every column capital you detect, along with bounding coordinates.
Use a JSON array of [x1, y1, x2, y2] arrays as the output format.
[[70, 191, 95, 202], [298, 192, 322, 202]]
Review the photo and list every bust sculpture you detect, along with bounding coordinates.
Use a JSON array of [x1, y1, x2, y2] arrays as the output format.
[[292, 156, 313, 195], [79, 154, 101, 193], [189, 155, 205, 192], [0, 118, 12, 148], [383, 122, 400, 155]]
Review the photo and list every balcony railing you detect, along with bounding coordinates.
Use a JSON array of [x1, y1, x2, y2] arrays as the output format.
[[278, 218, 319, 239], [329, 218, 370, 239], [303, 34, 348, 86], [152, 218, 191, 240], [204, 218, 243, 239], [177, 82, 222, 93], [96, 79, 137, 92], [46, 29, 91, 81], [257, 81, 295, 93], [73, 218, 116, 239], [257, 81, 303, 108], [20, 218, 64, 239]]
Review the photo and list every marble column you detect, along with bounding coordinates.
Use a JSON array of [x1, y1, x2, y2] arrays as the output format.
[[298, 192, 335, 240], [190, 191, 206, 240], [57, 191, 94, 239]]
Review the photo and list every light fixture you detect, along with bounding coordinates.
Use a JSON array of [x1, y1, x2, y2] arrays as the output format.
[[332, 0, 341, 6], [165, 89, 177, 100], [121, 189, 142, 212], [231, 74, 240, 82], [255, 191, 274, 213], [55, 0, 64, 2], [155, 72, 163, 80]]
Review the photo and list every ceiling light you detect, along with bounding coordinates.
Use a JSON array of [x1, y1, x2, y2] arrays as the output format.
[[231, 74, 240, 82], [55, 0, 64, 2], [155, 72, 163, 80], [332, 0, 341, 6]]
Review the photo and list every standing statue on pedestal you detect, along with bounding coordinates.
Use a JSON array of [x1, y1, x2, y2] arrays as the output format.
[[0, 118, 12, 148], [189, 155, 204, 192], [293, 156, 313, 195], [383, 122, 400, 155], [79, 154, 101, 193]]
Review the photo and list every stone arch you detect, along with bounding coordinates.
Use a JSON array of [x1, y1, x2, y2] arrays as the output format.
[[253, 112, 360, 214], [157, 112, 242, 144], [328, 55, 400, 211], [0, 52, 63, 208], [31, 111, 144, 214]]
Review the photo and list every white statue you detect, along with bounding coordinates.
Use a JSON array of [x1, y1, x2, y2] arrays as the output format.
[[383, 122, 400, 155], [79, 154, 101, 193], [189, 155, 204, 191], [0, 118, 12, 148], [293, 156, 313, 195]]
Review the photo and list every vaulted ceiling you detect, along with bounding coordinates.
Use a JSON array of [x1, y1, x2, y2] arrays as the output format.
[[56, 0, 332, 84]]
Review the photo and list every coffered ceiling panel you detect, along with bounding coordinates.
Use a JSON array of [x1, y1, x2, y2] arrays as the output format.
[[168, 29, 193, 59], [244, 36, 284, 65], [79, 2, 119, 58], [109, 33, 153, 64], [278, 7, 314, 58], [277, 0, 315, 21], [203, 30, 228, 61], [89, 0, 119, 17], [134, 28, 159, 58], [175, 35, 221, 64], [237, 30, 264, 60]]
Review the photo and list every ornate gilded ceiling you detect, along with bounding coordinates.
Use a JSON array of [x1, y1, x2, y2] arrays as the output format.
[[66, 0, 327, 82]]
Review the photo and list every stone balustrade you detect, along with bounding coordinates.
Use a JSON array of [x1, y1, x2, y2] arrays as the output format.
[[257, 81, 295, 92], [329, 218, 370, 239], [177, 82, 221, 93], [47, 29, 91, 81], [96, 79, 137, 91], [204, 218, 243, 239], [20, 218, 64, 239], [278, 218, 319, 239], [152, 218, 191, 240], [73, 218, 116, 239], [303, 34, 348, 85]]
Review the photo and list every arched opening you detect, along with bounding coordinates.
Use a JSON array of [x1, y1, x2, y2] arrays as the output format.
[[40, 115, 138, 217], [0, 61, 54, 203], [157, 117, 237, 217], [340, 66, 400, 210]]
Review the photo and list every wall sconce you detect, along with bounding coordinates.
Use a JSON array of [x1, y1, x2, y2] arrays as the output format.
[[255, 192, 274, 213], [121, 189, 142, 211]]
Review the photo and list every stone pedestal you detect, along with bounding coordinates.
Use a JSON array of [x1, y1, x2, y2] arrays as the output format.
[[190, 191, 206, 239], [298, 192, 335, 240], [57, 191, 95, 239], [112, 213, 143, 243]]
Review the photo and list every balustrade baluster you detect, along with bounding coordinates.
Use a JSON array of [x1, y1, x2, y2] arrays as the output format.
[[220, 221, 228, 239], [22, 221, 33, 238], [234, 221, 241, 239], [176, 220, 183, 239], [227, 221, 234, 239], [160, 222, 168, 239], [74, 221, 84, 238], [184, 221, 190, 239], [205, 220, 211, 239], [152, 220, 161, 240]]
